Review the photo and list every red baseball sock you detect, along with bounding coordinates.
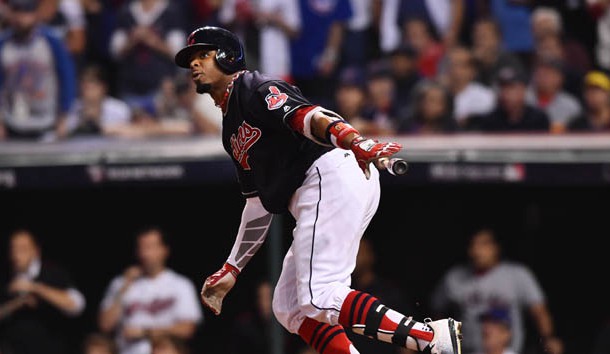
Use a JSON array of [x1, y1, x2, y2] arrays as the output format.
[[298, 317, 358, 354], [339, 290, 433, 351]]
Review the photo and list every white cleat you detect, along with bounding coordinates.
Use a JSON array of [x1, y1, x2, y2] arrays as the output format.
[[424, 318, 462, 354]]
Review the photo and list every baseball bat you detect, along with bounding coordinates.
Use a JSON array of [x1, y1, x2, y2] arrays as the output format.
[[376, 157, 409, 176]]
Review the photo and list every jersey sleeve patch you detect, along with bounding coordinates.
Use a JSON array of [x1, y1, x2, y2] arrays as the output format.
[[265, 85, 289, 110]]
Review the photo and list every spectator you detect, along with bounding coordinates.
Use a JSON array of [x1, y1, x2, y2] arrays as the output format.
[[189, 0, 222, 28], [525, 57, 582, 134], [378, 0, 404, 54], [82, 332, 118, 354], [532, 33, 584, 99], [470, 17, 525, 87], [389, 44, 422, 114], [340, 0, 377, 68], [333, 66, 369, 132], [152, 72, 222, 136], [0, 229, 86, 354], [440, 45, 495, 128], [217, 0, 259, 69], [347, 237, 414, 354], [0, 0, 77, 141], [424, 0, 466, 48], [530, 6, 592, 75], [430, 227, 563, 354], [568, 71, 610, 132], [360, 60, 399, 135], [586, 0, 610, 72], [150, 334, 190, 354], [109, 0, 186, 109], [98, 227, 203, 354], [81, 0, 120, 92], [467, 65, 550, 132], [290, 0, 352, 106], [403, 16, 444, 79], [474, 307, 517, 354], [254, 0, 300, 82], [38, 0, 87, 65], [381, 0, 466, 52], [66, 64, 133, 137], [478, 0, 535, 69], [397, 79, 457, 134]]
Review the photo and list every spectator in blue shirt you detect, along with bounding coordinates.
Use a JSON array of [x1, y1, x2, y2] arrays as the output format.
[[290, 0, 352, 107]]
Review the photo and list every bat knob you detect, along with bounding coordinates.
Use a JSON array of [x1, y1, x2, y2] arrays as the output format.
[[391, 159, 409, 175]]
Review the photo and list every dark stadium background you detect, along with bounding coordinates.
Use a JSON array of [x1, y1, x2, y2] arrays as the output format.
[[1, 174, 608, 354]]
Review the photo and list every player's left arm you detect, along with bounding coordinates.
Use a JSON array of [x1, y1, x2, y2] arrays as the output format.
[[200, 196, 272, 315]]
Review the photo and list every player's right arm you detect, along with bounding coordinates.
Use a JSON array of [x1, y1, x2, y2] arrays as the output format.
[[288, 106, 402, 179], [201, 196, 272, 315]]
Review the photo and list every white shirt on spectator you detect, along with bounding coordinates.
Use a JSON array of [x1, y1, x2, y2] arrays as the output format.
[[347, 0, 371, 31], [425, 0, 452, 38], [66, 97, 132, 133], [110, 0, 185, 60], [453, 82, 496, 123], [100, 269, 203, 354], [379, 0, 401, 53], [194, 93, 223, 132], [253, 0, 300, 79], [525, 87, 582, 126]]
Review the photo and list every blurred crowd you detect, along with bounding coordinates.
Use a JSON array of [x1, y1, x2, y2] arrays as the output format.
[[1, 0, 610, 142], [4, 225, 605, 354]]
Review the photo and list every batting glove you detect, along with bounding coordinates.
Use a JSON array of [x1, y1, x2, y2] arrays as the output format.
[[351, 137, 402, 179], [201, 263, 239, 315]]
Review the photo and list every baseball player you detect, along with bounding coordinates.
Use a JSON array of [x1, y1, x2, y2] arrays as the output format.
[[174, 26, 462, 354]]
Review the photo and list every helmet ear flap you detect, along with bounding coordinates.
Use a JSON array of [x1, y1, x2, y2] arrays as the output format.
[[215, 46, 243, 74], [215, 49, 231, 74]]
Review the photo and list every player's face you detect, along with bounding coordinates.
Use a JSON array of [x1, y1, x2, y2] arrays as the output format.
[[136, 231, 169, 272], [189, 49, 224, 89], [10, 232, 39, 273]]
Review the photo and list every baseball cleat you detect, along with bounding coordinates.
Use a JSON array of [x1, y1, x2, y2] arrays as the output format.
[[423, 318, 462, 354]]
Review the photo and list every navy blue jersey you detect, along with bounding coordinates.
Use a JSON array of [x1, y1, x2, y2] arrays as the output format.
[[222, 71, 333, 213]]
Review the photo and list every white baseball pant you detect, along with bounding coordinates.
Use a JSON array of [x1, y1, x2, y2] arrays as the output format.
[[272, 148, 381, 334]]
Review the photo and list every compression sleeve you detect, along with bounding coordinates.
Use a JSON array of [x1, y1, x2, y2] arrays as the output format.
[[226, 196, 273, 271]]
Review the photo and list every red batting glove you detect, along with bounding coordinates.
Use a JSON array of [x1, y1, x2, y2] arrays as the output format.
[[351, 137, 402, 179], [201, 263, 240, 315]]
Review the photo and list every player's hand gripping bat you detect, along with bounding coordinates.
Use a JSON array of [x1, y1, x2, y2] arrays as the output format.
[[375, 157, 409, 176]]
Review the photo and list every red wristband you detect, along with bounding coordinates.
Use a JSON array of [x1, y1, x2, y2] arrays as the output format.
[[223, 263, 240, 278], [326, 120, 359, 149]]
